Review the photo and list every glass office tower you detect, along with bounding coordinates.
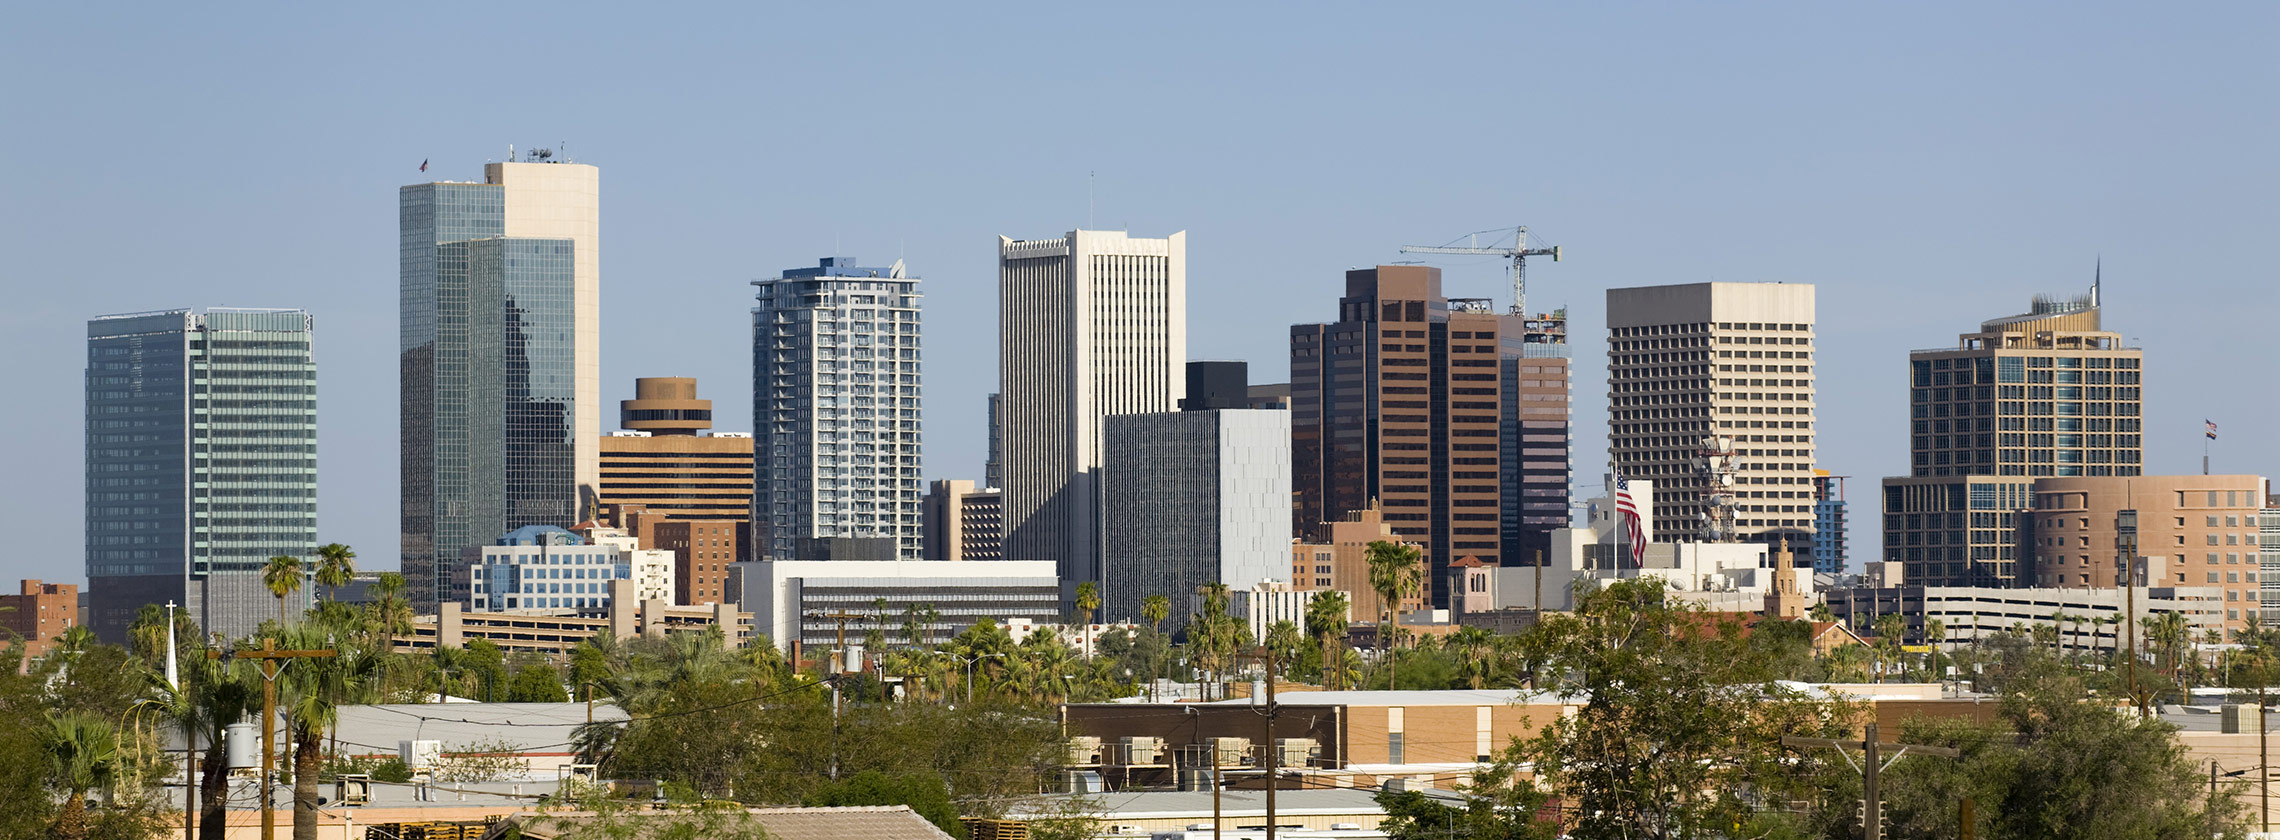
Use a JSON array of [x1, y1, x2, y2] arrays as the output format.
[[86, 308, 317, 642], [402, 156, 598, 612]]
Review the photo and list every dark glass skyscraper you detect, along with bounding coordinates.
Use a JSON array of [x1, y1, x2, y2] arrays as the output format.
[[86, 308, 317, 642], [402, 157, 599, 612]]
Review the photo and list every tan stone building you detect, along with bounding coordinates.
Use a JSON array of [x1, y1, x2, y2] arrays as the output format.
[[1291, 504, 1426, 620], [598, 377, 755, 524], [921, 479, 1003, 562], [2033, 474, 2268, 632]]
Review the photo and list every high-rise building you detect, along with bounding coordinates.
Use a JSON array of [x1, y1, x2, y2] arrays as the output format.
[[1606, 282, 1818, 548], [1102, 362, 1291, 633], [598, 378, 754, 524], [87, 308, 318, 641], [999, 230, 1186, 601], [401, 154, 601, 612], [1503, 307, 1573, 566], [1880, 281, 2141, 586], [1291, 265, 1518, 608], [1812, 471, 1849, 575], [751, 257, 924, 561]]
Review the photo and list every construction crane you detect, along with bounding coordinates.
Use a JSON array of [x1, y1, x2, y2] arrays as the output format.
[[1400, 226, 1561, 317]]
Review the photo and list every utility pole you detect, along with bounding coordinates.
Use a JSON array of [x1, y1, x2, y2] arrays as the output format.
[[213, 638, 335, 840], [2119, 508, 2144, 715], [1785, 721, 1959, 840], [807, 610, 865, 673], [1261, 647, 1279, 840]]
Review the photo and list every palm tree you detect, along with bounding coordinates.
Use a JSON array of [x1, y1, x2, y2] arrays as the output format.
[[1074, 581, 1101, 658], [43, 711, 122, 840], [1449, 626, 1496, 690], [1193, 583, 1234, 700], [314, 543, 356, 603], [1141, 594, 1169, 693], [273, 623, 379, 840], [1305, 591, 1351, 689], [1365, 540, 1423, 689], [1265, 620, 1305, 673], [365, 571, 413, 650], [264, 554, 306, 624]]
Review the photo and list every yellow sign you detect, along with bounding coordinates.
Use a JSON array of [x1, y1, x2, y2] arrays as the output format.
[[1901, 645, 1933, 654]]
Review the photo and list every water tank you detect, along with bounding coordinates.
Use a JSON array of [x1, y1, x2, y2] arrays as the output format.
[[224, 723, 259, 770]]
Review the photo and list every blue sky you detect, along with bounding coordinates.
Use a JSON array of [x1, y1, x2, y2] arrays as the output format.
[[4, 3, 2274, 582]]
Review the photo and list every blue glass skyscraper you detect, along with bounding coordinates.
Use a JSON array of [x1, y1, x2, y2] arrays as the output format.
[[402, 155, 599, 612], [86, 308, 318, 642]]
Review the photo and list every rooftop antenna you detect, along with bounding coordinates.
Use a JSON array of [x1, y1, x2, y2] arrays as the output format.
[[2091, 256, 2102, 307], [1088, 171, 1095, 230], [509, 144, 515, 162]]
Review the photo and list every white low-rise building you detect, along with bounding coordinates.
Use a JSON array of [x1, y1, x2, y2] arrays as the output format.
[[732, 559, 1061, 653], [1457, 480, 1816, 614]]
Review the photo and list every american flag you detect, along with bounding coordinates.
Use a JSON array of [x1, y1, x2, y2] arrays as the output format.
[[2207, 419, 2219, 440], [1613, 474, 1646, 568]]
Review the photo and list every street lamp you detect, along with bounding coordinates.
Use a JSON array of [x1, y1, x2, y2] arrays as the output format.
[[958, 653, 1005, 705]]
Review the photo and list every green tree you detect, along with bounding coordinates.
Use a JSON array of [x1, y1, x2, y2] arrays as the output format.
[[314, 543, 356, 603], [268, 621, 381, 840], [1873, 640, 2243, 840], [263, 554, 306, 624], [1366, 540, 1423, 688], [508, 661, 571, 703], [1074, 581, 1101, 658], [1502, 578, 1851, 840], [1306, 591, 1351, 689], [42, 711, 121, 840], [463, 638, 509, 702], [805, 769, 962, 835]]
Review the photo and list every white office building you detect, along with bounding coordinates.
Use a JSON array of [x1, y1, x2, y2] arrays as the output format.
[[751, 257, 924, 561], [1606, 282, 1817, 546], [999, 230, 1187, 603], [468, 525, 671, 615]]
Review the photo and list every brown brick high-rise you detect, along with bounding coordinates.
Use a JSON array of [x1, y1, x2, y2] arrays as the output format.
[[1291, 266, 1530, 608]]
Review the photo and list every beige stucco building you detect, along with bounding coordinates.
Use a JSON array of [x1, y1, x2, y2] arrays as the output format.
[[2033, 474, 2268, 632]]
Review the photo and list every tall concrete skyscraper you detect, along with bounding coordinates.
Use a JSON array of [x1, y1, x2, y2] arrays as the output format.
[[1881, 281, 2141, 586], [1291, 266, 1529, 608], [1606, 282, 1817, 548], [999, 229, 1186, 601], [751, 257, 924, 561], [86, 308, 317, 642], [401, 153, 600, 611]]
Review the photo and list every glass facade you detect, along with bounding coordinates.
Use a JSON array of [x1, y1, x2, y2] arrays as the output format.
[[751, 258, 924, 561], [401, 179, 581, 611], [86, 309, 316, 642]]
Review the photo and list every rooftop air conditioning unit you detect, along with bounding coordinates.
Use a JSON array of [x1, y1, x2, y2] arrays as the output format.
[[1068, 736, 1103, 765], [1210, 737, 1254, 767], [1274, 737, 1320, 767], [1121, 736, 1165, 765]]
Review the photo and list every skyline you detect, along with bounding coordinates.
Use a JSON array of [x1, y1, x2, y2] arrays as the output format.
[[9, 5, 2278, 584]]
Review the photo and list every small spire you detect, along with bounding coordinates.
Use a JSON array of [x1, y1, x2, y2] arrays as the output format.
[[2091, 257, 2101, 307]]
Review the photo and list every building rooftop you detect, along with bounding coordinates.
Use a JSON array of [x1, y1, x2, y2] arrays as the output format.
[[775, 256, 910, 280]]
